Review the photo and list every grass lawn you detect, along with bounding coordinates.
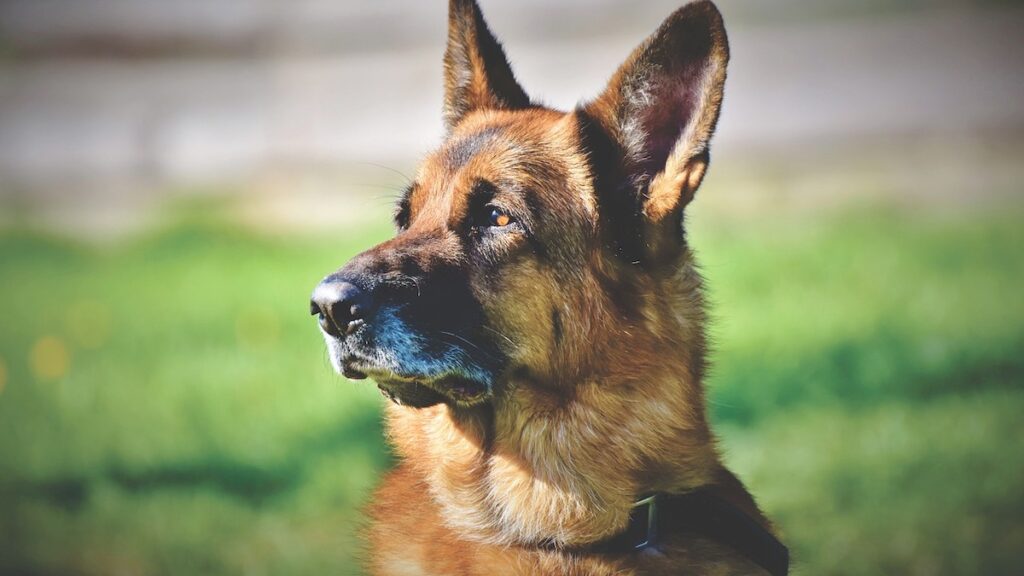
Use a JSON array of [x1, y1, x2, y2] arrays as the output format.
[[0, 201, 1021, 575]]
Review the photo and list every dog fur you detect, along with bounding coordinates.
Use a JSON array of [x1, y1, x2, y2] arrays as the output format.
[[314, 1, 781, 573]]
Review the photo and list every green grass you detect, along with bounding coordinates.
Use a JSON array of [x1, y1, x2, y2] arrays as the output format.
[[0, 203, 1021, 575]]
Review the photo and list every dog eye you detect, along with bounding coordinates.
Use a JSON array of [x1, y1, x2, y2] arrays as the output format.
[[488, 207, 512, 228]]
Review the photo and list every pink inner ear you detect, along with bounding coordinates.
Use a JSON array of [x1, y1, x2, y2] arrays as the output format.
[[636, 63, 703, 177]]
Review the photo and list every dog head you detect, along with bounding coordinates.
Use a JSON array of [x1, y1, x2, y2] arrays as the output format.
[[312, 0, 728, 411]]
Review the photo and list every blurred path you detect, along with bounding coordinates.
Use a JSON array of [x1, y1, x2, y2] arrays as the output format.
[[0, 1, 1022, 234]]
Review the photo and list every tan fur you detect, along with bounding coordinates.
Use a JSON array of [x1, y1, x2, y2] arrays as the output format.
[[346, 2, 780, 574]]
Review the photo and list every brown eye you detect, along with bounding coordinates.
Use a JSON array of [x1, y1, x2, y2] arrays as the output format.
[[489, 207, 512, 227]]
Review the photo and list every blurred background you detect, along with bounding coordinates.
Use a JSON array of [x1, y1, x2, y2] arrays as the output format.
[[0, 0, 1021, 574]]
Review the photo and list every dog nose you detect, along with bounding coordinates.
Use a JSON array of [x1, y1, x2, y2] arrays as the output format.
[[310, 278, 371, 337]]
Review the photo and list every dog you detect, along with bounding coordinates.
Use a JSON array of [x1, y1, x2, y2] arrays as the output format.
[[311, 1, 788, 574]]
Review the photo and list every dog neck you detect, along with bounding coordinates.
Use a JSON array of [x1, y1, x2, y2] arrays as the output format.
[[386, 366, 731, 548]]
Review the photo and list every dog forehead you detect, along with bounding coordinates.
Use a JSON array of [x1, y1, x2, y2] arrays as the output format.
[[409, 108, 589, 223]]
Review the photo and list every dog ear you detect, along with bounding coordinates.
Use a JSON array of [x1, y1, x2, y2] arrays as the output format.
[[583, 0, 728, 263], [443, 0, 531, 131]]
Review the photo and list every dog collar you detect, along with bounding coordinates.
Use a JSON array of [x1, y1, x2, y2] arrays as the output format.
[[592, 490, 789, 576]]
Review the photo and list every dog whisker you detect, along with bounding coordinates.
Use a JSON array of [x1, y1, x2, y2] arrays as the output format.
[[354, 161, 413, 186], [437, 330, 501, 362], [481, 325, 515, 348]]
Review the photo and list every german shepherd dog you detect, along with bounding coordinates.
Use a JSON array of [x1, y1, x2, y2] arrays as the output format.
[[311, 1, 788, 574]]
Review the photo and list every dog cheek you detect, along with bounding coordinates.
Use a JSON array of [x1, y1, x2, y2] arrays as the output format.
[[475, 260, 560, 369]]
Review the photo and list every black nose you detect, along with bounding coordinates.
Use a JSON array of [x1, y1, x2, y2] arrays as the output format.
[[310, 278, 371, 338]]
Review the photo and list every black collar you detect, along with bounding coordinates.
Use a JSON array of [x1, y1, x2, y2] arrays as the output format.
[[591, 490, 789, 576]]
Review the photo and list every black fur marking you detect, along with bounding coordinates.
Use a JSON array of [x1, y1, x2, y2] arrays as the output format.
[[551, 308, 562, 347], [574, 108, 645, 265], [395, 184, 413, 229], [446, 126, 504, 170], [521, 188, 548, 260], [398, 256, 425, 281], [594, 268, 644, 322]]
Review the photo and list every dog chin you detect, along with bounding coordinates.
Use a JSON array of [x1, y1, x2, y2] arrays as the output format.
[[372, 374, 491, 408], [336, 354, 492, 408], [374, 378, 448, 408], [323, 329, 494, 407]]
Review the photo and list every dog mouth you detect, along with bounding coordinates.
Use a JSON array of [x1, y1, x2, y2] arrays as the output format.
[[342, 357, 490, 408]]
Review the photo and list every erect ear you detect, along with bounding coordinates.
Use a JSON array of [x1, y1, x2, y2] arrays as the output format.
[[443, 0, 531, 131], [583, 0, 729, 263]]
